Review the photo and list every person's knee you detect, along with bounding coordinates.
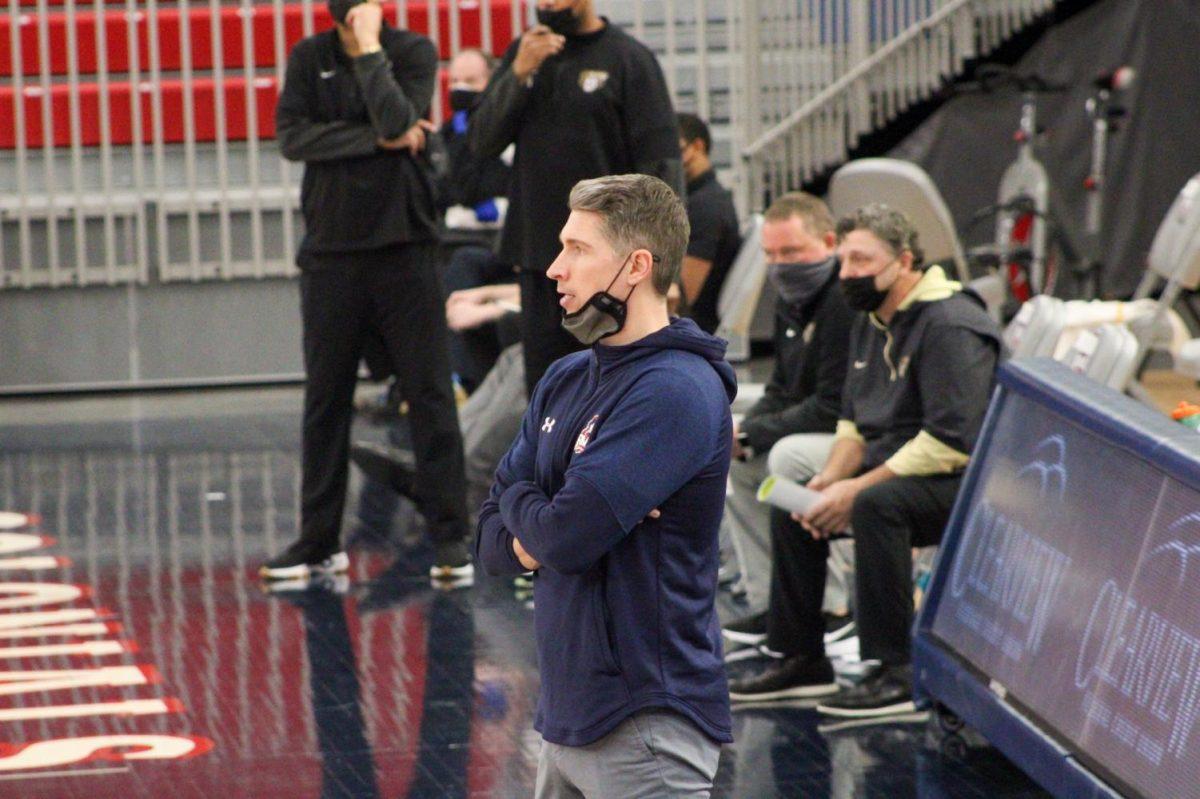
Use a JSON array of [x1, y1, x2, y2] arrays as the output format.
[[766, 434, 830, 482], [849, 482, 899, 541]]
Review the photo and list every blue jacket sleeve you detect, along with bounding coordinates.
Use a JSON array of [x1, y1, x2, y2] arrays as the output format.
[[497, 371, 726, 575], [474, 379, 545, 576]]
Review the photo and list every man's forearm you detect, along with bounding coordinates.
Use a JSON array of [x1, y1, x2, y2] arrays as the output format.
[[277, 118, 379, 162], [353, 50, 420, 139], [468, 68, 528, 159], [821, 437, 865, 482]]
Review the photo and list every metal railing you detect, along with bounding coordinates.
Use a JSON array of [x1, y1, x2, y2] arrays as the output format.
[[1, 1, 1054, 290], [740, 0, 1056, 211]]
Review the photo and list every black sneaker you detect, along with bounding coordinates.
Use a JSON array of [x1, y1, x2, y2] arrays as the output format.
[[261, 571, 350, 597], [350, 441, 416, 499], [728, 655, 839, 702], [722, 611, 768, 646], [260, 541, 349, 581], [430, 538, 474, 587], [816, 663, 916, 718], [824, 612, 856, 643]]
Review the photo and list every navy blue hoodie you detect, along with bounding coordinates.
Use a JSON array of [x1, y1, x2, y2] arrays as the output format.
[[475, 318, 737, 746]]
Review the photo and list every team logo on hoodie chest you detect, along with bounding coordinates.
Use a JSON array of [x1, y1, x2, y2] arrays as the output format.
[[574, 415, 601, 454]]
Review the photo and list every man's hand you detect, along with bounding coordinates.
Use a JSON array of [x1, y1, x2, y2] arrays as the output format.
[[345, 2, 384, 51], [806, 471, 832, 492], [446, 299, 506, 332], [378, 119, 436, 154], [797, 478, 861, 540], [731, 422, 745, 461], [512, 25, 565, 81], [513, 537, 540, 571]]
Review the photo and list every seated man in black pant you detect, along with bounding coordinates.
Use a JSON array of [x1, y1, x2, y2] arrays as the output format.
[[729, 204, 1002, 718]]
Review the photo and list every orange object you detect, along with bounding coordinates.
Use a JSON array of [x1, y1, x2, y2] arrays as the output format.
[[1171, 400, 1200, 420]]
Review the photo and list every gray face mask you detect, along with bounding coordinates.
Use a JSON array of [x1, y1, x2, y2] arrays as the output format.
[[767, 255, 837, 306], [561, 253, 638, 345]]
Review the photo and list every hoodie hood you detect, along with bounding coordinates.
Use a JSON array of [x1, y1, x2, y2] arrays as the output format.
[[896, 265, 962, 311], [593, 317, 738, 403]]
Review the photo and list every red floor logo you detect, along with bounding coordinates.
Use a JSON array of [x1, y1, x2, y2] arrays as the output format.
[[0, 518, 213, 775]]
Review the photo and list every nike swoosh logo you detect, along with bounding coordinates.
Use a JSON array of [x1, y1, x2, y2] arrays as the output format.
[[320, 69, 337, 79], [854, 360, 867, 369]]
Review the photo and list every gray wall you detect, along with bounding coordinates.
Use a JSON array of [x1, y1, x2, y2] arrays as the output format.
[[0, 278, 303, 393]]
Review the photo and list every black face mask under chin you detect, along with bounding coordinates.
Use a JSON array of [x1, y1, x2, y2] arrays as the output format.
[[561, 254, 638, 345], [536, 4, 582, 36]]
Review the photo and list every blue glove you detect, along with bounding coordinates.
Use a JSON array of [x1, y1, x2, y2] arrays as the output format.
[[474, 198, 499, 223]]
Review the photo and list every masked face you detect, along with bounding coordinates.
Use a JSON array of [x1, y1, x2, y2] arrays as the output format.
[[561, 253, 637, 345], [839, 258, 901, 312], [449, 88, 480, 113], [328, 0, 365, 25], [767, 256, 837, 307], [536, 1, 582, 36]]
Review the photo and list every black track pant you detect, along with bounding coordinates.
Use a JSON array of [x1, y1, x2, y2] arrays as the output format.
[[298, 243, 468, 550], [765, 473, 962, 665]]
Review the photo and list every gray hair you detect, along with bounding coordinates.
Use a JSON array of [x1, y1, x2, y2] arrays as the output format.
[[835, 203, 925, 270], [568, 174, 689, 295]]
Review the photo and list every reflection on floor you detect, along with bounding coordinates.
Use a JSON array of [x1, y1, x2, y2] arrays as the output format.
[[0, 387, 1050, 798]]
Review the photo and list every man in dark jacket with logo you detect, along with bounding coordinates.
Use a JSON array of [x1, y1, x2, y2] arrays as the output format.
[[719, 192, 853, 636], [468, 0, 683, 398], [262, 0, 471, 584], [729, 204, 1002, 718], [476, 175, 733, 797]]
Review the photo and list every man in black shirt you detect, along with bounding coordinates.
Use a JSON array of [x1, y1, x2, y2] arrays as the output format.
[[468, 0, 683, 397], [719, 193, 853, 638], [262, 0, 471, 585], [729, 204, 1001, 717], [677, 113, 741, 334]]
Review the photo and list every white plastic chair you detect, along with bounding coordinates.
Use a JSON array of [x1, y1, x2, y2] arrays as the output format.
[[715, 214, 766, 363], [828, 158, 969, 283]]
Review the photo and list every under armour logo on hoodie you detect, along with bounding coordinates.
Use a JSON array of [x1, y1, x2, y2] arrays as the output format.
[[541, 418, 557, 433]]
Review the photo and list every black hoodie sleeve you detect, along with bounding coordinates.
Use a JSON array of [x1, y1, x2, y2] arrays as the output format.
[[741, 294, 851, 452], [276, 42, 378, 162], [352, 34, 437, 140], [467, 41, 529, 160]]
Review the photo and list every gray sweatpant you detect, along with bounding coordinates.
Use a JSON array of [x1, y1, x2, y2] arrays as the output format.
[[535, 710, 721, 799], [722, 433, 854, 615], [461, 343, 527, 512]]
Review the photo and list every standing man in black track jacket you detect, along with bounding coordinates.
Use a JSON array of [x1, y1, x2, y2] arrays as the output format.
[[262, 0, 472, 585], [468, 0, 683, 398]]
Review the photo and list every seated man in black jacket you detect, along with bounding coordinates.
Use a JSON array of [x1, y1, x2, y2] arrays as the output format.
[[437, 47, 519, 392], [720, 193, 853, 639], [729, 204, 1002, 718]]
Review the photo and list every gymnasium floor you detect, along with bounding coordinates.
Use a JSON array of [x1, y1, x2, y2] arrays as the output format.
[[4, 380, 1159, 797]]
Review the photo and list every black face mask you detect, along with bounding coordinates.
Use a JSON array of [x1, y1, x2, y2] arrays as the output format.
[[839, 274, 891, 312], [537, 4, 582, 36], [561, 253, 640, 345], [449, 89, 480, 113], [329, 0, 364, 25]]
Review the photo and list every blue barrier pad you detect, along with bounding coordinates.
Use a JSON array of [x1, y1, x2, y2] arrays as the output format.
[[914, 358, 1200, 799]]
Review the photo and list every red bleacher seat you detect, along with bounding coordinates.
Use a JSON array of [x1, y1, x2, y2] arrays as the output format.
[[0, 2, 522, 76], [0, 67, 457, 148], [0, 77, 279, 148]]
